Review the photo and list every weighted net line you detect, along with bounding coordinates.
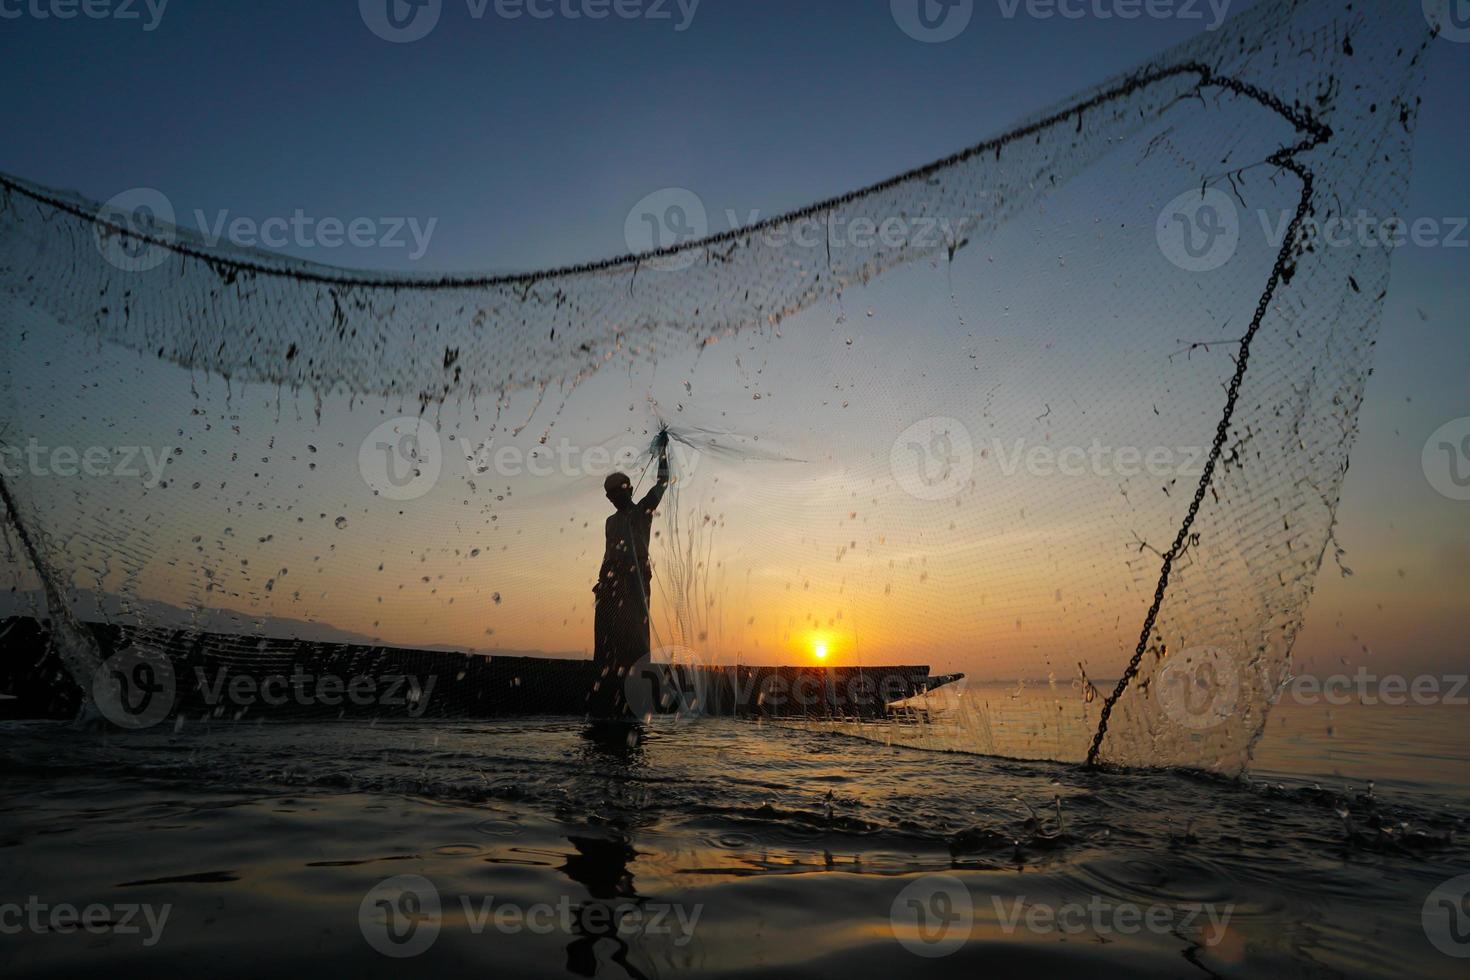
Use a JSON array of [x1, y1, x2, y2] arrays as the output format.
[[0, 60, 1331, 412], [1086, 75, 1332, 766], [6, 64, 1238, 294]]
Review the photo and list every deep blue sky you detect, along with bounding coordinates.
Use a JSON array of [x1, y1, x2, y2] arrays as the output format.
[[0, 0, 1451, 273], [1, 0, 1466, 673], [0, 3, 1464, 275]]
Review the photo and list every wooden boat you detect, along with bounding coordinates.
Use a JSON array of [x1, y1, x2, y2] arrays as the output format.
[[0, 616, 962, 723]]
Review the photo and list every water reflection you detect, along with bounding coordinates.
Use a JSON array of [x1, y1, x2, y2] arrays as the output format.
[[561, 833, 646, 978], [565, 721, 650, 978]]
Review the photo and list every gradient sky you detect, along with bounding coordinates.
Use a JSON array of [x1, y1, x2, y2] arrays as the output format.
[[0, 0, 1465, 678]]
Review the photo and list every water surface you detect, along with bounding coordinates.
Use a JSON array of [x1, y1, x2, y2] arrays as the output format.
[[2, 702, 1467, 977]]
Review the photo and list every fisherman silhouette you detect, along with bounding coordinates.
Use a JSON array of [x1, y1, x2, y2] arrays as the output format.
[[587, 429, 670, 719]]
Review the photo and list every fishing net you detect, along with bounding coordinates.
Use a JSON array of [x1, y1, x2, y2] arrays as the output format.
[[0, 0, 1435, 774]]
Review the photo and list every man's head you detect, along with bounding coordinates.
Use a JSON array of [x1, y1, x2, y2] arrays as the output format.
[[604, 471, 634, 510]]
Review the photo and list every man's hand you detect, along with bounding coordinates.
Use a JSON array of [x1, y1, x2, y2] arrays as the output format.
[[655, 428, 671, 488]]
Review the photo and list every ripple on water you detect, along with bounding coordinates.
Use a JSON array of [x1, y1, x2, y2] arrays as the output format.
[[704, 832, 757, 850], [474, 817, 524, 838], [1065, 853, 1245, 908]]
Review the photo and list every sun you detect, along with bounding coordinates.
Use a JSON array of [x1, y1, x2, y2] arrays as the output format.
[[802, 630, 834, 663]]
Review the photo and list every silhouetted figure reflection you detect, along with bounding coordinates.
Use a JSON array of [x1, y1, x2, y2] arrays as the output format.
[[587, 430, 670, 719], [561, 833, 646, 978], [562, 733, 653, 977]]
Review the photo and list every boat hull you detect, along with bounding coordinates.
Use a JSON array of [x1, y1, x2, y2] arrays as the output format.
[[0, 617, 959, 723]]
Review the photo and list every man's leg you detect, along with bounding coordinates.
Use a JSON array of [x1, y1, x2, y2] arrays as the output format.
[[588, 586, 620, 717]]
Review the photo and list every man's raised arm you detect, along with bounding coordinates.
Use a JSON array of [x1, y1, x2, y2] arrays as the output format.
[[639, 430, 671, 513]]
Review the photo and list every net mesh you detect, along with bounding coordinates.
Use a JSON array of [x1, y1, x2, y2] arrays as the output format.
[[0, 0, 1436, 774]]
